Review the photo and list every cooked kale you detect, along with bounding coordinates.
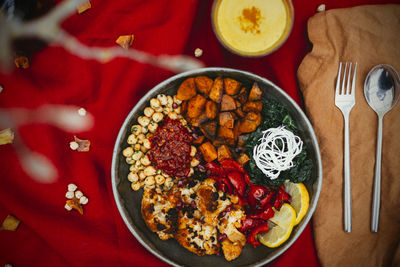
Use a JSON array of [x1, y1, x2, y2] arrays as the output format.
[[244, 99, 313, 186]]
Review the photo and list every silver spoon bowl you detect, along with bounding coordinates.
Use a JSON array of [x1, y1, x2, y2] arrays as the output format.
[[364, 64, 400, 232]]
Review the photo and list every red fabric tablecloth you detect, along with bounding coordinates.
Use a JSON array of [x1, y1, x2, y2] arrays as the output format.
[[0, 0, 395, 266]]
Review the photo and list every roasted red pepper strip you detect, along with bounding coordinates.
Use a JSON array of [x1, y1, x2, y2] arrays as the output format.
[[273, 187, 291, 210], [248, 205, 275, 221], [259, 191, 275, 207], [226, 171, 246, 197], [221, 177, 233, 193], [219, 159, 244, 173], [247, 185, 269, 207], [244, 172, 256, 186], [205, 162, 223, 175], [247, 222, 269, 247], [239, 218, 264, 232]]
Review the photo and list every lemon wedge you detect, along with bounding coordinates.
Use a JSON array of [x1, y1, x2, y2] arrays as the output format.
[[284, 181, 310, 225], [258, 203, 296, 248]]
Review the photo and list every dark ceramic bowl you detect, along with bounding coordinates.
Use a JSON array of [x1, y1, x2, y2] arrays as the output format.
[[111, 67, 322, 266]]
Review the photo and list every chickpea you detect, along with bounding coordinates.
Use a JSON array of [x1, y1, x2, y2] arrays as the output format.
[[128, 172, 139, 182], [190, 158, 200, 167], [134, 160, 144, 171], [179, 119, 187, 126], [127, 134, 138, 145], [155, 174, 165, 185], [138, 116, 150, 127], [143, 139, 151, 149], [148, 121, 158, 133], [152, 112, 164, 123], [134, 144, 141, 151], [141, 126, 148, 134], [131, 125, 142, 135], [140, 146, 148, 153], [132, 150, 144, 161], [140, 155, 151, 166], [163, 107, 172, 115], [131, 182, 141, 191], [144, 166, 156, 176], [122, 147, 134, 157], [150, 98, 161, 109], [168, 112, 178, 120], [137, 133, 145, 144], [144, 176, 155, 186], [157, 94, 168, 106], [173, 95, 182, 105], [144, 107, 154, 117], [190, 146, 197, 157], [167, 95, 174, 106], [188, 167, 194, 177], [125, 157, 135, 165], [173, 106, 181, 114], [164, 177, 174, 190], [138, 171, 146, 180]]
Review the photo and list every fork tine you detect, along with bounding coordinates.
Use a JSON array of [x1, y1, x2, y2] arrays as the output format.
[[351, 62, 358, 95], [335, 62, 342, 96], [341, 62, 348, 95], [346, 62, 352, 94]]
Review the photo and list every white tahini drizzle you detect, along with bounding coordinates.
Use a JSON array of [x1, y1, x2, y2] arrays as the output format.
[[253, 126, 303, 180]]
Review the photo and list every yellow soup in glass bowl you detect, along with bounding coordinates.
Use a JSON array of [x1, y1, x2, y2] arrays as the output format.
[[212, 0, 294, 57]]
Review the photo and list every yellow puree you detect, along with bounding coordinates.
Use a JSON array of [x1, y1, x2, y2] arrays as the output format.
[[215, 0, 289, 55]]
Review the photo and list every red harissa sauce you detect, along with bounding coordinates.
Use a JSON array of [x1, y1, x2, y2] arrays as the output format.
[[148, 116, 193, 178]]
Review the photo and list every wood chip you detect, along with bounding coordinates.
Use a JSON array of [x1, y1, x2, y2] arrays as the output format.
[[73, 136, 90, 152], [14, 56, 29, 69], [1, 215, 21, 231], [116, 35, 135, 49], [66, 198, 83, 214], [0, 128, 14, 145], [77, 0, 91, 14]]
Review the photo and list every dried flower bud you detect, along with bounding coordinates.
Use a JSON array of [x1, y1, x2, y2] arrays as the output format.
[[77, 0, 91, 14], [116, 35, 135, 49], [1, 215, 21, 231], [317, 4, 326, 12], [68, 183, 78, 192], [194, 48, 203, 58], [14, 56, 29, 69], [0, 128, 14, 145], [78, 108, 87, 116]]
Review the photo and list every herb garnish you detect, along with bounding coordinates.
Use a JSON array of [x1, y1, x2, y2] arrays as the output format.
[[245, 99, 313, 186]]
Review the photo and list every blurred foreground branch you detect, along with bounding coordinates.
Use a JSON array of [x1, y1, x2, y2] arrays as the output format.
[[0, 0, 204, 72]]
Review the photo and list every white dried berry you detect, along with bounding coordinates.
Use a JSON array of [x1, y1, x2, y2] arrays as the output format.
[[68, 183, 78, 192], [194, 48, 203, 57], [65, 203, 72, 211], [78, 107, 87, 116], [65, 191, 75, 199], [75, 190, 83, 199], [70, 141, 79, 150], [317, 4, 326, 12], [79, 196, 89, 205]]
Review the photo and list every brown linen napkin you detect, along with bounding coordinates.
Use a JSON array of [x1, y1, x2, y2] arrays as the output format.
[[297, 5, 400, 267]]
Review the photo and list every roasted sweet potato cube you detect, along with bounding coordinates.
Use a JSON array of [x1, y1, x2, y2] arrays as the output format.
[[205, 100, 218, 119], [195, 76, 213, 96], [237, 87, 248, 104], [236, 153, 250, 165], [233, 121, 240, 141], [209, 76, 224, 103], [177, 78, 197, 101], [189, 113, 208, 127], [212, 138, 226, 147], [218, 126, 235, 140], [218, 145, 232, 161], [235, 107, 245, 118], [187, 94, 207, 118], [235, 100, 242, 108], [200, 120, 217, 139], [239, 112, 261, 133], [243, 101, 263, 113], [181, 100, 188, 115], [219, 112, 235, 129], [248, 82, 262, 101], [193, 135, 205, 144], [199, 142, 218, 162], [220, 94, 237, 111], [224, 78, 241, 95]]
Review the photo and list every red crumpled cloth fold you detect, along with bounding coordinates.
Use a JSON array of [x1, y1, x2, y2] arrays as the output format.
[[0, 0, 393, 266]]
